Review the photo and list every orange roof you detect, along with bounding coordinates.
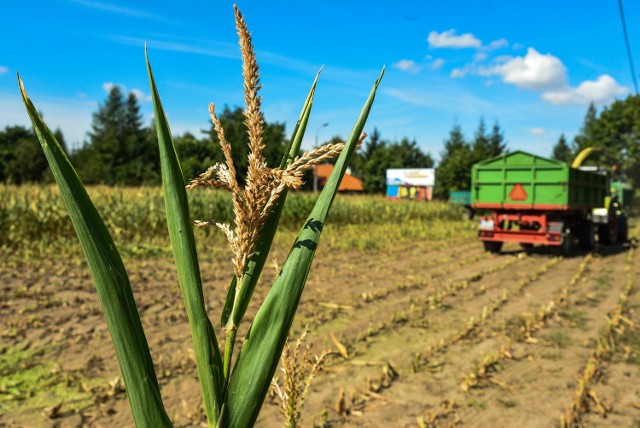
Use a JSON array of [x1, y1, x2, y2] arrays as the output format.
[[316, 164, 363, 192]]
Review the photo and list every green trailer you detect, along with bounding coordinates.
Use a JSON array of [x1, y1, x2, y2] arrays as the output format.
[[471, 150, 622, 254]]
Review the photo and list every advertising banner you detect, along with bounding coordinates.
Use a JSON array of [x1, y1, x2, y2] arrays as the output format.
[[386, 168, 435, 187]]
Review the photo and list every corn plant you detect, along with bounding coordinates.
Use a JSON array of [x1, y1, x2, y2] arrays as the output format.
[[18, 5, 383, 427]]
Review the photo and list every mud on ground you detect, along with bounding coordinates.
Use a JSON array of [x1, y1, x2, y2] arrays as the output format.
[[2, 232, 640, 427]]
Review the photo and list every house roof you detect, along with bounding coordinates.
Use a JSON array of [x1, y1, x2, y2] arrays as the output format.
[[316, 164, 364, 191]]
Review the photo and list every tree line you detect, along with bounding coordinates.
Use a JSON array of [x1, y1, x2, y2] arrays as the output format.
[[0, 85, 440, 191], [2, 85, 638, 193], [0, 86, 291, 186]]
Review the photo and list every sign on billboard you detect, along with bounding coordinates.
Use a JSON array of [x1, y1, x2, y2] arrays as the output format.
[[386, 168, 435, 187]]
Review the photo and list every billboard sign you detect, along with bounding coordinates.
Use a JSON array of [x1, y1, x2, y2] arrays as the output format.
[[386, 168, 435, 187]]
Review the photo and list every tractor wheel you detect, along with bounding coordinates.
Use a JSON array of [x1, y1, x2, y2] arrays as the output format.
[[598, 206, 618, 245], [483, 241, 503, 253], [553, 227, 572, 256], [578, 222, 595, 251], [520, 243, 534, 251], [597, 223, 618, 245], [617, 216, 628, 243]]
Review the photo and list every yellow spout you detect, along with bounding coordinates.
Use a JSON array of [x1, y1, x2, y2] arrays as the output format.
[[571, 147, 600, 168]]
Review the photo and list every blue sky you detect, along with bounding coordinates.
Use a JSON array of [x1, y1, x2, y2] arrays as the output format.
[[1, 1, 638, 161]]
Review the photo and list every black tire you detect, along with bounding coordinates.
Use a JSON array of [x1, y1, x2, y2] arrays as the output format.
[[578, 221, 595, 251], [617, 216, 628, 243], [598, 206, 618, 245], [520, 243, 534, 250], [553, 227, 572, 256], [483, 241, 503, 253], [597, 224, 615, 245], [597, 224, 610, 244]]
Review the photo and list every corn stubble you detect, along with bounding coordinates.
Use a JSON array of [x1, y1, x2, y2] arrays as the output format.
[[18, 5, 383, 428], [270, 326, 332, 428]]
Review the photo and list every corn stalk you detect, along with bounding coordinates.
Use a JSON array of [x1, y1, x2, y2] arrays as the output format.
[[18, 6, 383, 427]]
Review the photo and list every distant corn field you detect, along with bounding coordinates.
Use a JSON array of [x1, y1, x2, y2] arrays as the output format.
[[0, 184, 471, 255]]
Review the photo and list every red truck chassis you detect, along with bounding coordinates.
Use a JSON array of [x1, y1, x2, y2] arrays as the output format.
[[477, 210, 567, 246]]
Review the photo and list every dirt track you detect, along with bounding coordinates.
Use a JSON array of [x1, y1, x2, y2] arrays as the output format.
[[2, 234, 640, 427]]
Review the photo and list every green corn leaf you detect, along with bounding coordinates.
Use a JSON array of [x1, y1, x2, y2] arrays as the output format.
[[221, 70, 321, 330], [18, 76, 171, 428], [146, 51, 224, 425], [220, 276, 237, 328], [226, 67, 384, 427]]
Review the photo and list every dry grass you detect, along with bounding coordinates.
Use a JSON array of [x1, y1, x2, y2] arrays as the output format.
[[271, 326, 332, 427], [560, 248, 636, 426]]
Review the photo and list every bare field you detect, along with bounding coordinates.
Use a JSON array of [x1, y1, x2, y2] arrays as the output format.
[[2, 223, 640, 427]]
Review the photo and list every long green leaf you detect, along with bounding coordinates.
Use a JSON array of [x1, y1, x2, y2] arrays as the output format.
[[18, 76, 171, 428], [226, 68, 384, 427], [145, 51, 224, 426], [221, 69, 322, 330]]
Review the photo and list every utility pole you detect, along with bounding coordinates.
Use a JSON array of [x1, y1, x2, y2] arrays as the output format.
[[313, 122, 329, 192]]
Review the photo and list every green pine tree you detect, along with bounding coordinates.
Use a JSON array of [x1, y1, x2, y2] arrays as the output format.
[[434, 123, 473, 200], [551, 134, 572, 163], [488, 121, 507, 156], [573, 102, 597, 153]]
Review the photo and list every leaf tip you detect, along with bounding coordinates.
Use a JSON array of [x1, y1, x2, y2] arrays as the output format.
[[17, 73, 27, 98]]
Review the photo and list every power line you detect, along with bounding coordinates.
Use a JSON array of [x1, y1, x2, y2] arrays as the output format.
[[618, 0, 639, 94]]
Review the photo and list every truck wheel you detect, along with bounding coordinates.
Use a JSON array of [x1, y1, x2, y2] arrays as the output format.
[[617, 216, 628, 243], [597, 224, 610, 244], [553, 227, 572, 256], [597, 224, 616, 245], [483, 241, 503, 253], [520, 243, 534, 251], [578, 222, 595, 251], [598, 206, 618, 245]]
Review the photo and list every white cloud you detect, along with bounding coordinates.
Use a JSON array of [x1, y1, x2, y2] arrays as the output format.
[[451, 68, 467, 78], [492, 48, 567, 90], [431, 58, 445, 70], [474, 52, 488, 62], [530, 127, 545, 135], [487, 38, 508, 50], [428, 29, 481, 49], [493, 55, 513, 64], [130, 88, 152, 102], [473, 48, 625, 105], [102, 82, 115, 93], [542, 74, 628, 105], [392, 59, 422, 74], [427, 30, 508, 51], [476, 65, 495, 77], [0, 66, 8, 74], [102, 82, 151, 102], [457, 46, 629, 106]]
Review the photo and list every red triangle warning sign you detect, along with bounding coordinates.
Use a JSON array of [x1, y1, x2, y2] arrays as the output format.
[[509, 183, 528, 201]]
